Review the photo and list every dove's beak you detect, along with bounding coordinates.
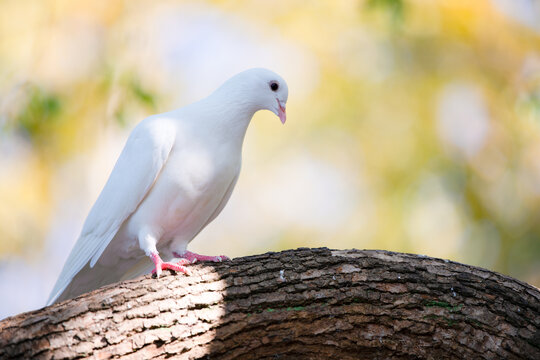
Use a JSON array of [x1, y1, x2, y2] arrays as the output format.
[[277, 99, 286, 124]]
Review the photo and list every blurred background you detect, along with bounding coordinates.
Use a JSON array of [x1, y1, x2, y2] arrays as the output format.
[[1, 0, 539, 319]]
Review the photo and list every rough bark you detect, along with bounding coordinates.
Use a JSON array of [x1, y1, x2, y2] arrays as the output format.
[[0, 248, 539, 359]]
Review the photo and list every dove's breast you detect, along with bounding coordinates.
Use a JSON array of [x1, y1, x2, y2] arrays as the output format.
[[160, 143, 239, 230], [110, 136, 241, 260]]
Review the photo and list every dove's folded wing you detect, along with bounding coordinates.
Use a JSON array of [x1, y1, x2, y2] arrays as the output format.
[[47, 118, 176, 305]]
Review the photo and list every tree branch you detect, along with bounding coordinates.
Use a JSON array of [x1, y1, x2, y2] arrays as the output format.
[[1, 248, 539, 359]]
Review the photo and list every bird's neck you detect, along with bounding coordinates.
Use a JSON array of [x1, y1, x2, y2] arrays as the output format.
[[195, 92, 258, 145]]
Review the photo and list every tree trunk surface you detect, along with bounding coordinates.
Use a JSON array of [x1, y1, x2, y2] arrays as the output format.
[[0, 248, 539, 359]]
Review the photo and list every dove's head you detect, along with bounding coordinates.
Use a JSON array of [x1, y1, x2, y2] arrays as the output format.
[[219, 68, 289, 124]]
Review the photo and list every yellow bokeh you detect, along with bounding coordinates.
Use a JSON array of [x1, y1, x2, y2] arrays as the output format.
[[0, 0, 539, 317]]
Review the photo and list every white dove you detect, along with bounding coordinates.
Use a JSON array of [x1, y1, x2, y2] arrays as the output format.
[[47, 68, 288, 305]]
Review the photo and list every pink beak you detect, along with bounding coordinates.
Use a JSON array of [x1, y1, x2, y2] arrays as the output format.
[[277, 99, 286, 124]]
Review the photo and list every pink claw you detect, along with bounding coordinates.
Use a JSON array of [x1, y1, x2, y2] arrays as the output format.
[[173, 250, 230, 264], [150, 253, 191, 278]]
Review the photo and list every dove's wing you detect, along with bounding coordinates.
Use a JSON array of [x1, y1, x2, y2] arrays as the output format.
[[47, 117, 176, 304]]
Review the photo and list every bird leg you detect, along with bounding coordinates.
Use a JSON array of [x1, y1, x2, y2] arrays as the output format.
[[150, 252, 191, 278], [173, 250, 230, 264]]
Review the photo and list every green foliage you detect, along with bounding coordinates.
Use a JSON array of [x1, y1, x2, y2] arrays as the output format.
[[14, 86, 62, 141], [366, 0, 405, 24], [130, 79, 156, 109]]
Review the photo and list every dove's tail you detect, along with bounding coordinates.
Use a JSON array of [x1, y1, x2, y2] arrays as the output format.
[[47, 261, 109, 305], [48, 257, 143, 305]]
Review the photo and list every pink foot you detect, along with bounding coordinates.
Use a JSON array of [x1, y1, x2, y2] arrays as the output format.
[[173, 250, 230, 264], [150, 252, 191, 278]]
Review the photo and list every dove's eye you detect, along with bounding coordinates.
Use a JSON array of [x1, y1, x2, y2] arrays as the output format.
[[270, 81, 279, 92]]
